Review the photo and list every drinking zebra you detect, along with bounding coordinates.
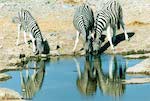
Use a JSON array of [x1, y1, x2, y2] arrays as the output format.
[[93, 0, 129, 53], [12, 9, 49, 55], [73, 3, 94, 53]]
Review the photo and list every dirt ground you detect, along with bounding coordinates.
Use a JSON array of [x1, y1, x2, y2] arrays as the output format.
[[0, 88, 23, 101], [0, 0, 150, 69]]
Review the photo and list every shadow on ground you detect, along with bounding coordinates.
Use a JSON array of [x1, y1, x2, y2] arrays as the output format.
[[99, 32, 135, 53]]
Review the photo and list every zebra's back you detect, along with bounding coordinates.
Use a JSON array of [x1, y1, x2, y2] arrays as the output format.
[[94, 0, 123, 36], [73, 4, 94, 35], [19, 9, 44, 42], [96, 0, 122, 28]]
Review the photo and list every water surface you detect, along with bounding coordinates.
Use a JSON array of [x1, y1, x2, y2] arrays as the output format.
[[0, 54, 150, 101]]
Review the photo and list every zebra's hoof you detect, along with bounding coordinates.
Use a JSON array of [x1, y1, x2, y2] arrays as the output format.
[[126, 38, 130, 41]]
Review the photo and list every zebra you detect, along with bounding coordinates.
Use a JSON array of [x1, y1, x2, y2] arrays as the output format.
[[93, 0, 129, 53], [73, 3, 94, 53], [12, 8, 49, 55]]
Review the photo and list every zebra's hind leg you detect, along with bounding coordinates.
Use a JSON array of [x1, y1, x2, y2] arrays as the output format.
[[73, 31, 80, 52], [24, 31, 28, 44], [120, 19, 129, 41], [16, 24, 21, 46], [112, 25, 117, 43], [81, 33, 89, 53], [107, 25, 115, 51]]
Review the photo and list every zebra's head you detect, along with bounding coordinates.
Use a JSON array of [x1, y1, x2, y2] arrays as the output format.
[[92, 38, 101, 54], [85, 34, 94, 53], [35, 38, 50, 55], [35, 39, 44, 54]]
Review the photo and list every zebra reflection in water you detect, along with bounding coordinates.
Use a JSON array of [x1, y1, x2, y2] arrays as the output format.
[[20, 60, 45, 100], [74, 56, 97, 96], [94, 55, 126, 97], [74, 55, 126, 97]]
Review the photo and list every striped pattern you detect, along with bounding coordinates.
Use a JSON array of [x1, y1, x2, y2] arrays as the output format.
[[13, 9, 46, 54], [18, 9, 43, 41], [93, 0, 128, 52], [73, 3, 94, 53]]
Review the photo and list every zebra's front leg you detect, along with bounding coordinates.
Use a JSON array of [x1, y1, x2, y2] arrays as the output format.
[[73, 31, 80, 52], [107, 25, 115, 51], [120, 19, 129, 41], [16, 24, 21, 46], [29, 33, 37, 53], [24, 31, 28, 44], [32, 38, 36, 53]]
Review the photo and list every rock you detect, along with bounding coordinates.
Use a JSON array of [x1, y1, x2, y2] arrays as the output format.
[[126, 58, 150, 74], [0, 74, 12, 82], [0, 66, 21, 73], [123, 78, 150, 84], [19, 54, 26, 59], [0, 88, 23, 101], [56, 45, 61, 49]]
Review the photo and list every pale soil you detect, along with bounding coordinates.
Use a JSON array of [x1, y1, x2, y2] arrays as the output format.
[[127, 58, 150, 74], [0, 0, 149, 72], [0, 88, 23, 101]]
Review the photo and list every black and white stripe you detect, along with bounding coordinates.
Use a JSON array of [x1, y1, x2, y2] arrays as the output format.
[[93, 0, 128, 52], [73, 3, 94, 53], [13, 9, 49, 54]]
